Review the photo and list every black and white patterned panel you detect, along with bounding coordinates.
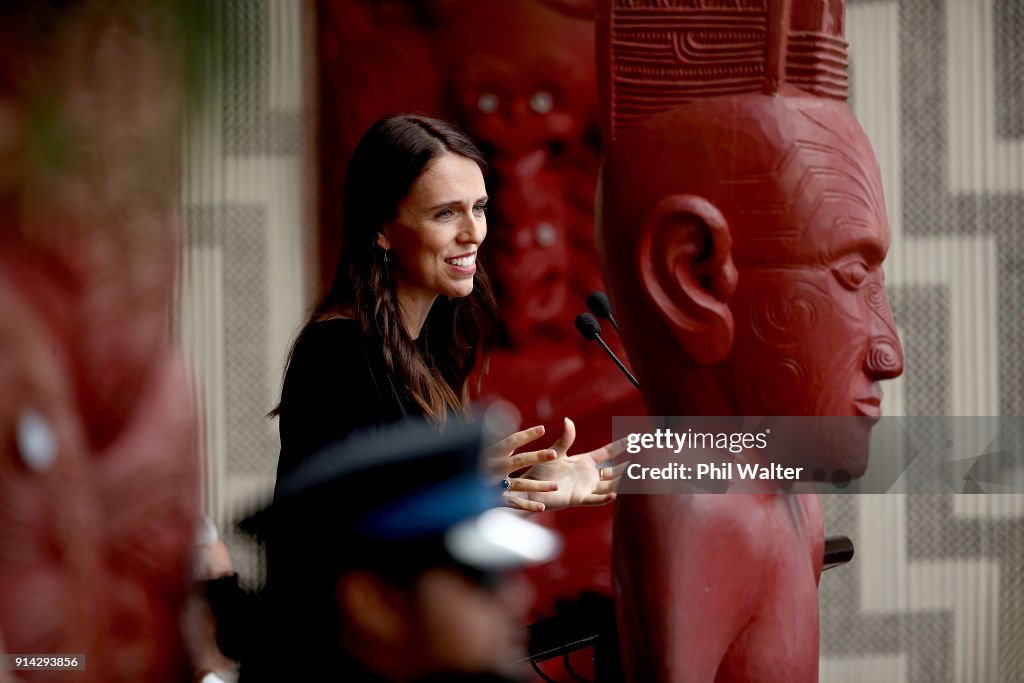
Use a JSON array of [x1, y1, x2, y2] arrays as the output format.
[[994, 0, 1023, 140], [187, 205, 279, 478], [821, 285, 953, 680], [895, 0, 1023, 413], [180, 0, 309, 543], [820, 0, 1024, 680], [221, 0, 301, 156], [889, 287, 951, 417], [187, 205, 277, 588]]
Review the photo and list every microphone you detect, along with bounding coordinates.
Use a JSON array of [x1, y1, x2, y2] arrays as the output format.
[[822, 535, 854, 571], [574, 313, 640, 391], [586, 291, 620, 335]]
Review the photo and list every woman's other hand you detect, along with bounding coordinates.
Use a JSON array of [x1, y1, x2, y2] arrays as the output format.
[[483, 424, 559, 513], [512, 417, 626, 511]]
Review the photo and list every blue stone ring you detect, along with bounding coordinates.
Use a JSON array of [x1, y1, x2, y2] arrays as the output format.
[[501, 477, 512, 491]]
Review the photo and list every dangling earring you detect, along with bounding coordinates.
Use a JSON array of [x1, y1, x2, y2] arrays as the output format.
[[382, 249, 390, 281]]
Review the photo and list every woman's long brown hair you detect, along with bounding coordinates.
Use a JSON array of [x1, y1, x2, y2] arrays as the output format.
[[276, 115, 498, 423]]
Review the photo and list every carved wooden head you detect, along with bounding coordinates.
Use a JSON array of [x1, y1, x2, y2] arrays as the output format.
[[596, 0, 903, 471]]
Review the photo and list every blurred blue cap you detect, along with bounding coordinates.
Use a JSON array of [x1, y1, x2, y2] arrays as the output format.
[[241, 417, 560, 571]]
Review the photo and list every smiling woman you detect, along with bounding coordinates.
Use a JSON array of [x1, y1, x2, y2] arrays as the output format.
[[377, 152, 489, 321], [273, 116, 496, 481], [273, 114, 619, 512]]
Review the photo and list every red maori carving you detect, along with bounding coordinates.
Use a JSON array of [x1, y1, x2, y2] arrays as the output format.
[[597, 0, 902, 680], [602, 0, 849, 140], [0, 5, 199, 681]]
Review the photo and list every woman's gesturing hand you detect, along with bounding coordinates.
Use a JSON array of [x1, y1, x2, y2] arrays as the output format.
[[483, 424, 559, 513], [512, 417, 625, 512]]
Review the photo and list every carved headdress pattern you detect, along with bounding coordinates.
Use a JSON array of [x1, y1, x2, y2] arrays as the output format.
[[600, 0, 848, 141]]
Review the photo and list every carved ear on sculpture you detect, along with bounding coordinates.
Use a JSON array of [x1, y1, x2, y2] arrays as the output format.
[[638, 195, 738, 365]]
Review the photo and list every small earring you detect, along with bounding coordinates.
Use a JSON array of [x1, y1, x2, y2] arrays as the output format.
[[384, 250, 389, 264]]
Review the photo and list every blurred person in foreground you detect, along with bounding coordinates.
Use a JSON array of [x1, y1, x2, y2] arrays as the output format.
[[235, 416, 561, 682], [185, 518, 238, 682]]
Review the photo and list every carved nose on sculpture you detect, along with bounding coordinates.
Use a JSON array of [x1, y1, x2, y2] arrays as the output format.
[[865, 335, 904, 380], [864, 283, 904, 380]]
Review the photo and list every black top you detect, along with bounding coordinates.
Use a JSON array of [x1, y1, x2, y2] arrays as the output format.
[[275, 318, 421, 489]]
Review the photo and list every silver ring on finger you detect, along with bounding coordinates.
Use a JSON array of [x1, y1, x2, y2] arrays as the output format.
[[501, 477, 512, 491]]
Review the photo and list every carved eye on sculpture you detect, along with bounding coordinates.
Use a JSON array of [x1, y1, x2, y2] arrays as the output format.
[[477, 92, 500, 114], [17, 408, 57, 472], [530, 90, 554, 114], [831, 260, 870, 290], [536, 223, 557, 246]]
